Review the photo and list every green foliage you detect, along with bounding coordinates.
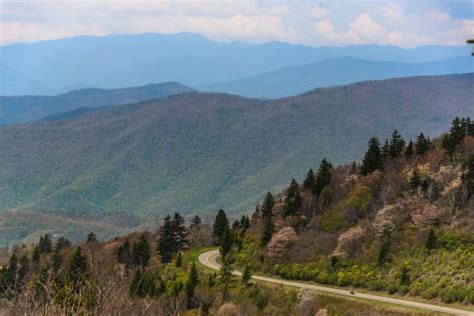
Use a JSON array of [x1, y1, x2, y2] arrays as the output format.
[[261, 192, 275, 218], [1, 75, 472, 244], [191, 215, 202, 225], [242, 263, 252, 288], [313, 159, 333, 196], [175, 251, 183, 268], [86, 232, 98, 243], [220, 227, 233, 258], [260, 216, 274, 247], [38, 234, 53, 254], [283, 179, 302, 217], [157, 215, 175, 264], [389, 129, 406, 158], [132, 234, 151, 267], [171, 212, 189, 252], [68, 247, 89, 290], [55, 236, 71, 251], [378, 233, 391, 265], [117, 239, 132, 267], [129, 269, 164, 298], [442, 117, 474, 155], [415, 133, 432, 155], [185, 261, 199, 299], [463, 154, 474, 201], [400, 266, 410, 286], [360, 137, 383, 175], [303, 168, 315, 190], [212, 209, 229, 245], [405, 140, 414, 157], [425, 228, 437, 250]]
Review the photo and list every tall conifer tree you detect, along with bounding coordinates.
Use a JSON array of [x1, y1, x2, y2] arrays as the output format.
[[361, 137, 383, 175]]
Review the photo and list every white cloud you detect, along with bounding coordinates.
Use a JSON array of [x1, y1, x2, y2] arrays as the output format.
[[0, 1, 472, 47], [310, 5, 329, 19]]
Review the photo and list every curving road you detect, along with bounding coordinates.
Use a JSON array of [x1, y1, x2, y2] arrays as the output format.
[[198, 249, 473, 316]]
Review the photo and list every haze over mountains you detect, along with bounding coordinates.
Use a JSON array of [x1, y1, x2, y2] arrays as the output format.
[[0, 33, 471, 96], [0, 73, 472, 243], [204, 56, 472, 98], [0, 82, 193, 125]]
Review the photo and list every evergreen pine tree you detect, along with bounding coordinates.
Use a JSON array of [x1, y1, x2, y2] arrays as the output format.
[[232, 219, 240, 229], [18, 255, 29, 283], [350, 161, 358, 175], [117, 239, 132, 267], [32, 245, 40, 264], [175, 251, 183, 268], [361, 137, 383, 175], [220, 227, 233, 258], [409, 168, 422, 191], [283, 179, 301, 217], [378, 233, 391, 265], [52, 250, 62, 274], [241, 263, 252, 288], [416, 133, 432, 155], [405, 140, 414, 157], [55, 236, 70, 251], [185, 261, 199, 299], [132, 234, 151, 267], [382, 139, 390, 158], [303, 169, 315, 190], [157, 215, 175, 264], [171, 212, 189, 252], [212, 209, 229, 245], [68, 247, 89, 290], [463, 154, 474, 202], [219, 257, 233, 300], [313, 159, 333, 196], [240, 215, 250, 232], [260, 215, 274, 247], [38, 234, 53, 254], [86, 232, 98, 243], [191, 215, 202, 226], [261, 192, 275, 218], [425, 228, 437, 250], [400, 266, 410, 285], [389, 129, 405, 158], [129, 269, 156, 298]]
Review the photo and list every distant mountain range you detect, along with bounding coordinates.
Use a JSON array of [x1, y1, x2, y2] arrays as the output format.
[[0, 73, 472, 243], [0, 32, 470, 95], [203, 57, 473, 98], [0, 82, 193, 125]]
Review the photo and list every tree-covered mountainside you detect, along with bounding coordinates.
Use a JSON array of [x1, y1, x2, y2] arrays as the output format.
[[0, 82, 194, 125], [227, 118, 474, 305], [1, 120, 472, 315], [203, 57, 473, 98], [0, 74, 473, 244], [0, 32, 469, 95]]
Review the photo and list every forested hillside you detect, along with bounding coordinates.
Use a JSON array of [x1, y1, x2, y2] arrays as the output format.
[[227, 117, 474, 305], [0, 74, 472, 244], [203, 56, 472, 98], [0, 82, 193, 125], [1, 118, 472, 315]]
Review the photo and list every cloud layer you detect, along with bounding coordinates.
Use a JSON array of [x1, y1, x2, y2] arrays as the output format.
[[1, 0, 473, 47]]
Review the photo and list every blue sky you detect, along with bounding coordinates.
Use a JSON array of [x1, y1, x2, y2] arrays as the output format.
[[1, 0, 473, 47]]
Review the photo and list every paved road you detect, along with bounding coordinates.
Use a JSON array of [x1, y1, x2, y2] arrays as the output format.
[[198, 249, 473, 316]]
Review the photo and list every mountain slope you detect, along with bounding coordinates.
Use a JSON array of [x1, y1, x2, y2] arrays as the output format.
[[0, 82, 194, 125], [0, 33, 469, 95], [0, 74, 472, 243], [203, 57, 473, 98]]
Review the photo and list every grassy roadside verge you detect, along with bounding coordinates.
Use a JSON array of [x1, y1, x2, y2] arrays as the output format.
[[194, 248, 472, 315]]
